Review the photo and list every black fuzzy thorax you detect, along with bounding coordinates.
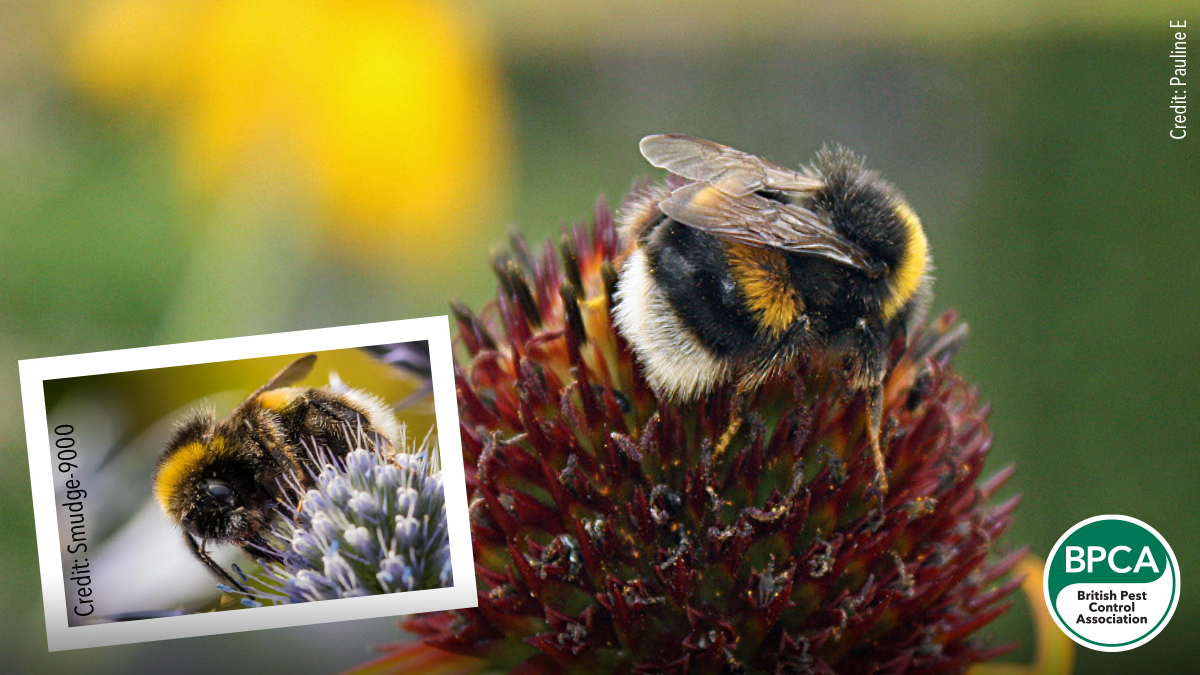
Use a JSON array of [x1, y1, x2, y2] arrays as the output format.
[[797, 148, 914, 342], [273, 388, 381, 461], [807, 146, 909, 288]]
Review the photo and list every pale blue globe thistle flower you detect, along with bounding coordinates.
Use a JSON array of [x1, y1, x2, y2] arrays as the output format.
[[226, 426, 451, 606]]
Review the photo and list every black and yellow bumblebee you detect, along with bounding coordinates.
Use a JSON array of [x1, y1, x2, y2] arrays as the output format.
[[613, 134, 932, 491], [152, 354, 398, 590]]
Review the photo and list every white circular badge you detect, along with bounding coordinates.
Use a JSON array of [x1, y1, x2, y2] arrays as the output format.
[[1043, 515, 1180, 652]]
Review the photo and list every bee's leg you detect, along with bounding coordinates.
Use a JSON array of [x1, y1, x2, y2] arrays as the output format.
[[184, 530, 248, 592], [712, 388, 750, 462], [850, 319, 890, 497], [242, 536, 286, 566], [866, 385, 889, 495]]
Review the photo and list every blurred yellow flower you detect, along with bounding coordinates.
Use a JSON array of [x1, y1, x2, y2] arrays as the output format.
[[66, 0, 509, 265]]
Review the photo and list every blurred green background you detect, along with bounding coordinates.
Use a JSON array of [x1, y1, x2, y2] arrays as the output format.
[[2, 0, 1197, 673]]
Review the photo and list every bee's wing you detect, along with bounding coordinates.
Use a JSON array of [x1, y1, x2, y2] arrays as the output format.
[[659, 182, 875, 272], [210, 354, 316, 439], [639, 134, 821, 196], [256, 354, 316, 393], [219, 354, 316, 421]]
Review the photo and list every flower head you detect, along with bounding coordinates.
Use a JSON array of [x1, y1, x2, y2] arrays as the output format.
[[389, 196, 1022, 673], [230, 425, 451, 605]]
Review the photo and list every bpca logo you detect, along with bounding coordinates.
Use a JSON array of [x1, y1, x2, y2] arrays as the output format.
[[1044, 515, 1180, 652]]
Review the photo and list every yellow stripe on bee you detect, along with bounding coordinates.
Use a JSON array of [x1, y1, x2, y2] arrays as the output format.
[[723, 242, 801, 336], [882, 201, 929, 322], [154, 438, 225, 511], [256, 388, 299, 412]]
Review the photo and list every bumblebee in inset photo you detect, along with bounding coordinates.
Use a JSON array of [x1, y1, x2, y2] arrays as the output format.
[[614, 134, 932, 492], [152, 354, 399, 590]]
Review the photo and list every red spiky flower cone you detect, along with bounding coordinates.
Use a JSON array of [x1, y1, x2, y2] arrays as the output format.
[[377, 193, 1022, 675]]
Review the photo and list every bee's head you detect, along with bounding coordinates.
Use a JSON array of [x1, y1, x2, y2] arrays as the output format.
[[178, 476, 260, 543], [153, 408, 266, 543]]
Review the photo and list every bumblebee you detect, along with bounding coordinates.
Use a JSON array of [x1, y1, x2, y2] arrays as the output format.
[[152, 354, 399, 590], [613, 134, 931, 491]]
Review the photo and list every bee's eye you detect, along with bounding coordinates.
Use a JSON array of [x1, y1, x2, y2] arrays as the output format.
[[201, 479, 238, 508]]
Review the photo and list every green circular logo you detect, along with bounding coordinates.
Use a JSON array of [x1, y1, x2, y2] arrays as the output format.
[[1044, 515, 1180, 652]]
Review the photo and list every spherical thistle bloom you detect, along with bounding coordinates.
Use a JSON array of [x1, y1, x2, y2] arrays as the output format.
[[228, 424, 452, 606], [368, 195, 1024, 674]]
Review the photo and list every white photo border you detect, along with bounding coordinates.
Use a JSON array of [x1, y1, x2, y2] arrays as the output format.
[[18, 316, 476, 651]]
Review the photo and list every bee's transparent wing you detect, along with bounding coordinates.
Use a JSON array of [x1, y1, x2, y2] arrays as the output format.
[[217, 354, 317, 427], [241, 354, 316, 405], [639, 134, 822, 196], [659, 182, 875, 272], [258, 354, 316, 392]]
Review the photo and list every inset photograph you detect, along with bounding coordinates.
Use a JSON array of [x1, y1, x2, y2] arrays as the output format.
[[19, 318, 474, 650]]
